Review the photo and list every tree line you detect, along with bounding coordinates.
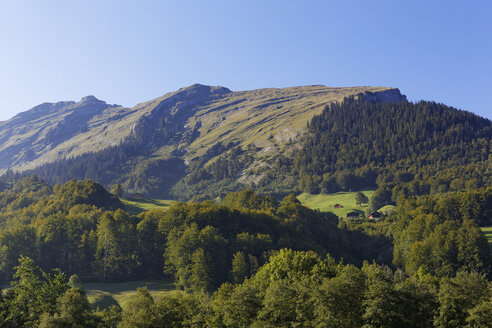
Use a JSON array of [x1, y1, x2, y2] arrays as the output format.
[[171, 97, 492, 200], [1, 250, 490, 327]]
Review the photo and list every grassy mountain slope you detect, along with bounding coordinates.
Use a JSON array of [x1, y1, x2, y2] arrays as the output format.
[[0, 96, 119, 170], [4, 84, 489, 201], [182, 85, 398, 161], [1, 84, 401, 198]]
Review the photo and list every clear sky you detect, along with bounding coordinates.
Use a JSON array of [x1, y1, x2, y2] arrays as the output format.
[[0, 0, 491, 121]]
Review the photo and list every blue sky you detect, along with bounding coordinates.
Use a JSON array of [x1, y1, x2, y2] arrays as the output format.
[[0, 0, 491, 121]]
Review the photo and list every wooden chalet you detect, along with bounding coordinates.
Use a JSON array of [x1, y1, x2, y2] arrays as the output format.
[[368, 211, 382, 220]]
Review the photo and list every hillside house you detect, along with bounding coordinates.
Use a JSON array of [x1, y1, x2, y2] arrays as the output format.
[[334, 203, 343, 209], [368, 211, 382, 220]]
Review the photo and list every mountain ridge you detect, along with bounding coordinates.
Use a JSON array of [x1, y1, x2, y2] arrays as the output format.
[[0, 84, 401, 171], [0, 84, 413, 198]]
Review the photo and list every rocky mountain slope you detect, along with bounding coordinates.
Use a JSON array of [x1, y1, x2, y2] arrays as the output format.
[[0, 84, 406, 198]]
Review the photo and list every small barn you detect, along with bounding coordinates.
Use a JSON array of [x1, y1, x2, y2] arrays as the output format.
[[346, 212, 360, 219], [334, 203, 343, 209], [368, 211, 382, 220]]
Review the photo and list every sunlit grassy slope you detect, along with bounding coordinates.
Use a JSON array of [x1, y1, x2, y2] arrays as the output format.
[[481, 227, 492, 253], [85, 279, 180, 309], [121, 197, 174, 215], [183, 86, 393, 162], [11, 85, 394, 174], [297, 190, 375, 218]]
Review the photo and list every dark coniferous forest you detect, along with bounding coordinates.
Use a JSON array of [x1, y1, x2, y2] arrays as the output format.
[[293, 97, 492, 196]]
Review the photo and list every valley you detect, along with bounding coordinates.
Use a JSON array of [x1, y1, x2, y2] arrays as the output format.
[[0, 85, 490, 327], [2, 1, 490, 326]]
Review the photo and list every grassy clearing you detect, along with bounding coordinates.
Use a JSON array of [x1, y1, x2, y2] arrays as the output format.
[[121, 197, 174, 215], [297, 190, 375, 218], [85, 279, 180, 309], [481, 227, 492, 253]]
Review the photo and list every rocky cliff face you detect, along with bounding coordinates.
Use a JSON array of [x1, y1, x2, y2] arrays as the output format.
[[362, 88, 407, 103], [131, 84, 231, 154]]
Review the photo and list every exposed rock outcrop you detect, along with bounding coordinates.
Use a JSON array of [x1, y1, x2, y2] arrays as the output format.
[[362, 88, 407, 103]]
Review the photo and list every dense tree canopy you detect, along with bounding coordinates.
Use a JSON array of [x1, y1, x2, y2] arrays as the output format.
[[0, 176, 391, 285], [293, 97, 492, 196], [0, 176, 490, 326]]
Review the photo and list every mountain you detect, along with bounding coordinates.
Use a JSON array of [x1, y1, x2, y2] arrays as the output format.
[[0, 84, 405, 198], [0, 95, 117, 169], [3, 84, 489, 202]]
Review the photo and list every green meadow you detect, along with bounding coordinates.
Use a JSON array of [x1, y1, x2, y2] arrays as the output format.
[[297, 190, 375, 218], [85, 279, 180, 309], [121, 197, 174, 215]]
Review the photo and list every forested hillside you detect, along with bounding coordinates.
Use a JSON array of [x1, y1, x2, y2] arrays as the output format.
[[1, 87, 492, 326], [0, 177, 490, 327], [150, 94, 492, 200], [0, 177, 394, 284], [287, 97, 492, 203], [2, 176, 488, 283]]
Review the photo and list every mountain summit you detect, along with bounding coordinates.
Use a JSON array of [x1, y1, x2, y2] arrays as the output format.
[[79, 95, 106, 104]]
